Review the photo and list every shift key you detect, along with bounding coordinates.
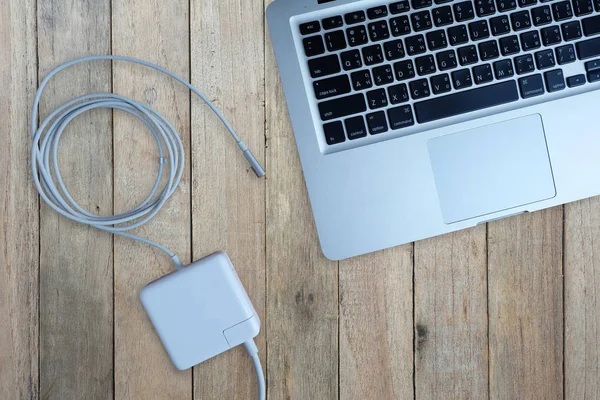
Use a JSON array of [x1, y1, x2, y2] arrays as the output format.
[[319, 93, 367, 121]]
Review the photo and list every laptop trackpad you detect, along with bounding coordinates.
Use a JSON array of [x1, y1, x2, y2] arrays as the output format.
[[428, 114, 556, 224]]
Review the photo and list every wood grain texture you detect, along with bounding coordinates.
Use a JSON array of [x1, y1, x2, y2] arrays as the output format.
[[112, 0, 192, 398], [565, 198, 600, 400], [414, 227, 488, 400], [339, 247, 414, 400], [265, 1, 339, 398], [0, 0, 38, 398], [37, 1, 114, 398], [488, 209, 564, 400], [190, 0, 266, 398]]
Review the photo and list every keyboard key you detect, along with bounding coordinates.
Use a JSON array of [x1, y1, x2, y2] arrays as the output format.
[[458, 45, 480, 65], [323, 121, 345, 145], [582, 15, 600, 36], [566, 74, 587, 86], [313, 75, 352, 100], [366, 112, 389, 134], [431, 73, 453, 93], [556, 43, 577, 64], [369, 21, 391, 41], [433, 6, 454, 27], [454, 2, 476, 21], [390, 16, 412, 36], [585, 59, 600, 71], [479, 40, 500, 60], [494, 58, 515, 78], [469, 20, 491, 40], [541, 25, 562, 45], [367, 6, 389, 19], [497, 0, 517, 12], [511, 10, 532, 31], [308, 55, 341, 78], [552, 1, 573, 21], [412, 0, 433, 9], [515, 54, 536, 74], [520, 30, 541, 50], [300, 22, 321, 35], [390, 1, 411, 14], [437, 49, 458, 70], [519, 73, 545, 97], [588, 70, 600, 82], [363, 45, 385, 65], [388, 83, 410, 104], [501, 35, 522, 54], [477, 0, 498, 16], [518, 0, 537, 7], [350, 70, 373, 90], [325, 31, 347, 51], [303, 36, 325, 57], [535, 48, 556, 69], [395, 60, 417, 80], [319, 93, 367, 121], [595, 0, 600, 11], [427, 30, 448, 50], [473, 63, 494, 84], [323, 16, 344, 30], [388, 105, 416, 130], [532, 5, 552, 26], [345, 11, 366, 25], [562, 21, 582, 41], [544, 68, 566, 91], [347, 26, 369, 46], [412, 11, 433, 32], [414, 80, 519, 123], [373, 65, 395, 85], [384, 40, 406, 60], [573, 0, 594, 15], [341, 50, 363, 70], [416, 55, 438, 75], [406, 35, 427, 55], [452, 68, 473, 89], [576, 36, 600, 59], [448, 25, 469, 45], [367, 88, 389, 109], [410, 78, 432, 99], [491, 16, 511, 36], [344, 116, 367, 140]]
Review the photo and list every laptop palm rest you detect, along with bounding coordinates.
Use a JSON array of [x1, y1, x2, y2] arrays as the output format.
[[428, 114, 556, 224]]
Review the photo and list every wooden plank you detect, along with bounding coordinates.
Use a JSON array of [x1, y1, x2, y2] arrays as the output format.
[[0, 0, 38, 398], [488, 209, 563, 400], [190, 0, 266, 398], [36, 1, 114, 398], [414, 227, 489, 399], [265, 1, 339, 397], [565, 198, 600, 399], [339, 247, 414, 400], [111, 0, 192, 398]]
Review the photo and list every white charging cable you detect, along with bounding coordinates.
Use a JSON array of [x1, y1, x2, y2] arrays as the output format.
[[31, 55, 266, 397]]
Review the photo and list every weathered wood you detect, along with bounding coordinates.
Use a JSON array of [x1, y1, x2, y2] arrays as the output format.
[[565, 198, 600, 399], [488, 209, 564, 400], [37, 0, 114, 398], [112, 0, 192, 398], [265, 1, 339, 398], [0, 0, 38, 398], [414, 227, 488, 399], [190, 0, 266, 398], [339, 247, 414, 400]]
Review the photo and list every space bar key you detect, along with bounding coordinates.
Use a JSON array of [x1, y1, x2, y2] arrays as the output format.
[[413, 81, 520, 124]]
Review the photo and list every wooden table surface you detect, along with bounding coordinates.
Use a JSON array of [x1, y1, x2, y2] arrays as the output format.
[[2, 0, 599, 399]]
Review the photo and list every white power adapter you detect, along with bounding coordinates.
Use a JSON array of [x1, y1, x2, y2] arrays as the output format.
[[140, 252, 264, 398]]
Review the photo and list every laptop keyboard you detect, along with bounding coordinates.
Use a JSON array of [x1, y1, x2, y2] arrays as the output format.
[[298, 0, 600, 146]]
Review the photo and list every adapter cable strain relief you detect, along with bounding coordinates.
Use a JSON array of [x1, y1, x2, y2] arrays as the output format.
[[244, 340, 266, 400], [170, 254, 184, 269], [238, 141, 265, 178]]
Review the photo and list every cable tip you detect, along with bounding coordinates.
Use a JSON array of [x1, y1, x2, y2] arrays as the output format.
[[243, 150, 266, 178]]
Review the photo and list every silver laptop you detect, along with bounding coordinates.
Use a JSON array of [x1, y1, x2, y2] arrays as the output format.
[[267, 0, 600, 260]]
